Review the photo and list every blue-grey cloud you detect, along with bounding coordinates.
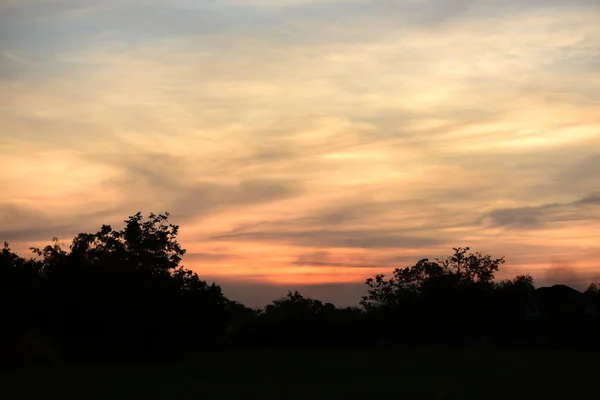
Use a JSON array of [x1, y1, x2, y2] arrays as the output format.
[[0, 203, 122, 243], [291, 250, 420, 269], [485, 194, 600, 229], [292, 251, 382, 269], [172, 179, 303, 218], [578, 195, 600, 205], [210, 228, 444, 249], [4, 0, 597, 59], [93, 149, 304, 219]]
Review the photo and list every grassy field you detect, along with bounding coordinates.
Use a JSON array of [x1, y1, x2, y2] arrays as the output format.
[[2, 346, 598, 399]]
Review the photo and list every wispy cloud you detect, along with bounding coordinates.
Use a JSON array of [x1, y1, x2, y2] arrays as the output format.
[[484, 194, 600, 229], [211, 228, 444, 249]]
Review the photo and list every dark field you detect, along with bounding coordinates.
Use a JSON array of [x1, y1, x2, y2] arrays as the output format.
[[2, 346, 599, 399]]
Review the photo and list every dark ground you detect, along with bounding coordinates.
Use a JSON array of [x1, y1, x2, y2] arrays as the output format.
[[2, 346, 599, 399]]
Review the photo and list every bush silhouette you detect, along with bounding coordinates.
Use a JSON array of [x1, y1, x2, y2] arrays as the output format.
[[2, 212, 599, 365]]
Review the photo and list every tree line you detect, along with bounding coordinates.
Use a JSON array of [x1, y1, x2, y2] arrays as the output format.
[[1, 212, 599, 364]]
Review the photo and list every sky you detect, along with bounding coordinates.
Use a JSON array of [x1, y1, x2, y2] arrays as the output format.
[[1, 0, 599, 307]]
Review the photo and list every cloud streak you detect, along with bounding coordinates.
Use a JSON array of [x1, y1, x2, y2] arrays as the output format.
[[485, 194, 600, 230], [211, 228, 444, 249]]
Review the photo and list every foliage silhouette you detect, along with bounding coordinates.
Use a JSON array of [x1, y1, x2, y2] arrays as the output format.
[[1, 213, 233, 363], [1, 213, 599, 365]]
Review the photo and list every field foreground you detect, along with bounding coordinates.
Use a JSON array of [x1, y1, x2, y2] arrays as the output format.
[[2, 346, 599, 399]]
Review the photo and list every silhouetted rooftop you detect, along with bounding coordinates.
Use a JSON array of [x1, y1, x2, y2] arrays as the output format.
[[536, 284, 582, 296]]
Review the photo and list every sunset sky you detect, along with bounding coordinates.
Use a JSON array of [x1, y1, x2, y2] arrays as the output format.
[[1, 0, 599, 306]]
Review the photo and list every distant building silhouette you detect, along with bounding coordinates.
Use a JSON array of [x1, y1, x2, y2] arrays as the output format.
[[530, 284, 585, 317]]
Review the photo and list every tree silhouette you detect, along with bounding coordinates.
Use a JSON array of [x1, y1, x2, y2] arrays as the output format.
[[2, 212, 232, 362], [361, 247, 504, 309], [2, 214, 600, 365], [359, 248, 505, 344]]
